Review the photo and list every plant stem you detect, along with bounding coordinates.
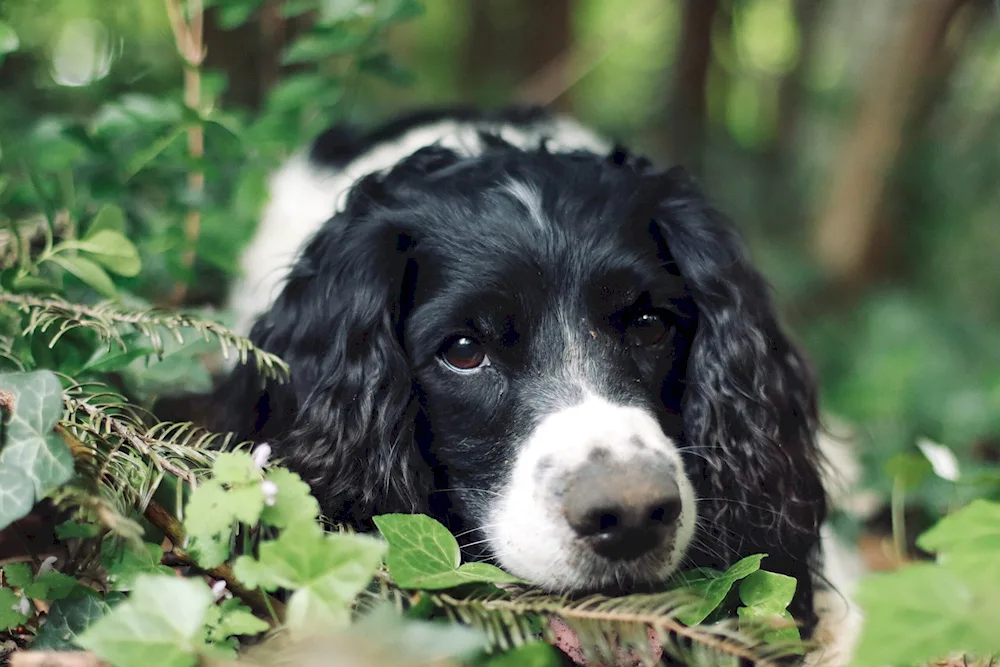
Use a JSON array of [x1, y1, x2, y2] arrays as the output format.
[[891, 475, 909, 564], [164, 0, 206, 307]]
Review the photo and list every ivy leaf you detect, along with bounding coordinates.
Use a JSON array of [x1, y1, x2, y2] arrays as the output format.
[[33, 593, 124, 650], [736, 570, 800, 646], [374, 514, 525, 589], [77, 574, 214, 667], [204, 598, 268, 642], [232, 521, 385, 634], [212, 451, 259, 485], [27, 571, 81, 600], [672, 554, 766, 625], [0, 370, 74, 531], [101, 540, 173, 590], [183, 453, 267, 568], [855, 563, 1000, 667], [0, 587, 29, 630], [3, 563, 32, 589], [74, 229, 142, 277], [259, 466, 320, 529], [48, 254, 117, 298]]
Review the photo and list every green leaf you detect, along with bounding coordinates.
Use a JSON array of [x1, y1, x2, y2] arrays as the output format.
[[205, 598, 268, 641], [484, 642, 563, 666], [855, 563, 1000, 667], [232, 521, 385, 634], [0, 21, 19, 54], [86, 204, 127, 237], [0, 371, 74, 531], [673, 554, 766, 625], [27, 571, 81, 600], [48, 254, 117, 298], [33, 593, 123, 650], [374, 514, 525, 590], [0, 587, 29, 630], [212, 451, 258, 485], [80, 345, 156, 374], [917, 499, 1000, 557], [267, 75, 342, 111], [125, 125, 186, 180], [101, 540, 173, 590], [3, 563, 32, 589], [282, 29, 367, 64], [916, 499, 1000, 584], [218, 0, 261, 28], [78, 574, 214, 667], [72, 230, 142, 277], [736, 570, 800, 645], [183, 455, 265, 568], [259, 467, 321, 529], [55, 520, 101, 540]]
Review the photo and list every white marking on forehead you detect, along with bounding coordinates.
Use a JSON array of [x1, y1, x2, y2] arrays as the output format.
[[502, 178, 547, 231]]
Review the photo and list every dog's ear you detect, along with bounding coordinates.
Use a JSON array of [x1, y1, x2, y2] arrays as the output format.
[[645, 167, 826, 607], [213, 188, 431, 526]]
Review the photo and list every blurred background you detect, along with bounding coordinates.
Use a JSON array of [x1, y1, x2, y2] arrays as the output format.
[[1, 0, 998, 566]]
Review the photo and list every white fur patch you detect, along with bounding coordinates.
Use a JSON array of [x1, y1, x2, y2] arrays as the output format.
[[487, 394, 697, 592], [227, 115, 612, 337]]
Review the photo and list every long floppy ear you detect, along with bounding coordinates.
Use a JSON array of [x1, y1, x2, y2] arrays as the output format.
[[212, 185, 432, 527], [648, 167, 826, 620]]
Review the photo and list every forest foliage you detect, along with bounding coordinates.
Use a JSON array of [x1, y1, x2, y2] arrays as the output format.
[[0, 0, 999, 665]]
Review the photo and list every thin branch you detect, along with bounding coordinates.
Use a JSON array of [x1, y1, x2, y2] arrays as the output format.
[[165, 0, 207, 307]]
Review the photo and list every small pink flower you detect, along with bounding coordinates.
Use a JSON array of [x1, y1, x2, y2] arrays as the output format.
[[211, 580, 231, 600], [13, 593, 30, 617], [261, 479, 279, 506], [251, 443, 272, 470]]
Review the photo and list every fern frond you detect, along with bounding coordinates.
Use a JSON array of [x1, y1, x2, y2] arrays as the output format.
[[58, 385, 247, 520], [0, 292, 289, 382], [367, 575, 801, 667]]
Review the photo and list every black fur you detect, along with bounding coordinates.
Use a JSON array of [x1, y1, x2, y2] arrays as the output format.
[[212, 108, 827, 635]]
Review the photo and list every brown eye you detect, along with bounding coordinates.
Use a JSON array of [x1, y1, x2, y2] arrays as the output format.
[[440, 336, 489, 371], [627, 311, 670, 347]]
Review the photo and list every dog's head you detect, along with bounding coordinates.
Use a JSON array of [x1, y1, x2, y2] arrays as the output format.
[[218, 141, 826, 601]]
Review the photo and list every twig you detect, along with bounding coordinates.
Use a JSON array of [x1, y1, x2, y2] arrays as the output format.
[[164, 0, 206, 306], [10, 652, 108, 667]]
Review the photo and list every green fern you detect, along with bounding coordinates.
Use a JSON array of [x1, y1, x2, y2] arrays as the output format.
[[0, 292, 289, 383]]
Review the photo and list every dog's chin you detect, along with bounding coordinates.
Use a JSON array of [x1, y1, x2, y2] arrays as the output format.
[[483, 528, 689, 596]]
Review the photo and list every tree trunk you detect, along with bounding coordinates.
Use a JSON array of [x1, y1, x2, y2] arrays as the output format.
[[669, 0, 719, 175], [811, 0, 971, 288], [518, 0, 573, 111]]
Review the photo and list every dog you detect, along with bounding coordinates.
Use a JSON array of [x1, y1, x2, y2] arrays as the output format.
[[213, 106, 855, 656]]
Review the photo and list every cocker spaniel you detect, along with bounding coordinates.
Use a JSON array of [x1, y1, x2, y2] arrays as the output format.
[[213, 106, 844, 648]]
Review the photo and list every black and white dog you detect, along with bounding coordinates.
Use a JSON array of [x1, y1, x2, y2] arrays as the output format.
[[214, 106, 860, 660]]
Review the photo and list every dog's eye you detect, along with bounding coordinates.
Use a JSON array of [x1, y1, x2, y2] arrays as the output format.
[[627, 311, 671, 347], [440, 336, 489, 371]]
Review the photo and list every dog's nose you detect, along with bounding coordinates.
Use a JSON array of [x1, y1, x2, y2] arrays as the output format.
[[563, 458, 682, 561]]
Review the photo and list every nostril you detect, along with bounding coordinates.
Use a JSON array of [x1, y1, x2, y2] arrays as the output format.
[[597, 512, 618, 532], [647, 496, 682, 525]]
